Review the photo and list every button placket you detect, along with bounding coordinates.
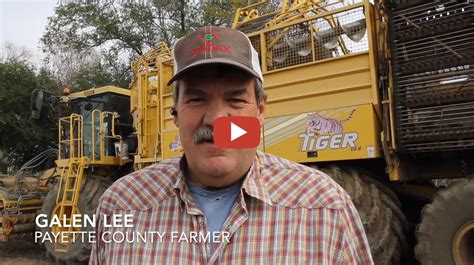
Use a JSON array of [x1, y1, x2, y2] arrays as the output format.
[[198, 216, 206, 226], [195, 215, 211, 260]]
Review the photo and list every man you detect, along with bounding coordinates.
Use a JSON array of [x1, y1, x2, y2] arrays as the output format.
[[90, 26, 373, 264]]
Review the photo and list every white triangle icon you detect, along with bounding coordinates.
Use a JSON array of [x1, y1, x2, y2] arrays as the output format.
[[231, 122, 247, 142]]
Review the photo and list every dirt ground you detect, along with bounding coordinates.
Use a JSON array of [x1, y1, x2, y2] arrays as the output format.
[[0, 239, 53, 265]]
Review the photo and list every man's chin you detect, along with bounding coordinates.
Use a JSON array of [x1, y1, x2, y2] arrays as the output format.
[[198, 155, 237, 177], [197, 142, 228, 156]]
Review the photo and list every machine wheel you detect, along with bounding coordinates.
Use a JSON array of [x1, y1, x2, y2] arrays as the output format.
[[38, 174, 112, 264], [315, 166, 408, 265], [415, 179, 474, 265]]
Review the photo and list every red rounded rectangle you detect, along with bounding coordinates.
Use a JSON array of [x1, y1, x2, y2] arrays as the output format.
[[214, 116, 261, 149]]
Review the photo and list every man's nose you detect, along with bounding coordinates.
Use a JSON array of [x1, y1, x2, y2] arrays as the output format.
[[203, 99, 230, 126]]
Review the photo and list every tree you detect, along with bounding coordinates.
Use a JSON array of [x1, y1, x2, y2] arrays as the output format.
[[200, 0, 246, 27], [41, 1, 253, 92], [0, 62, 58, 172], [42, 2, 161, 57], [0, 42, 33, 65], [42, 1, 250, 56], [74, 50, 132, 90], [41, 2, 159, 91], [43, 46, 98, 90]]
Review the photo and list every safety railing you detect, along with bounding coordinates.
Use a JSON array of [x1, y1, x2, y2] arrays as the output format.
[[58, 114, 83, 160]]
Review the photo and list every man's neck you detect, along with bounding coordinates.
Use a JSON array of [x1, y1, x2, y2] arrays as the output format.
[[187, 177, 245, 191], [185, 166, 251, 190], [188, 173, 247, 191]]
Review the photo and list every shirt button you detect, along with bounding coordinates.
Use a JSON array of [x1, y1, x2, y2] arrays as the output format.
[[226, 224, 232, 229]]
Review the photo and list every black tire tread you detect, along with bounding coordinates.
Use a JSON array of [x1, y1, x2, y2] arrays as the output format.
[[415, 179, 474, 265], [315, 165, 408, 265], [38, 174, 112, 264]]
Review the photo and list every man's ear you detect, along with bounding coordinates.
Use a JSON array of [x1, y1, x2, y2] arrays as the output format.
[[172, 106, 179, 128], [257, 94, 267, 126], [172, 81, 180, 128]]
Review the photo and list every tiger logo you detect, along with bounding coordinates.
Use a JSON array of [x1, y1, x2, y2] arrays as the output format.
[[169, 135, 182, 152], [306, 109, 356, 135]]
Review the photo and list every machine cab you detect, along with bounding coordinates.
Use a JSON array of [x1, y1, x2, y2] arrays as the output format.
[[58, 86, 132, 165]]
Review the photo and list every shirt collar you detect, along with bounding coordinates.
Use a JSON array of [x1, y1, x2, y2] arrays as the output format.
[[173, 151, 273, 209], [173, 156, 201, 214], [241, 151, 273, 207]]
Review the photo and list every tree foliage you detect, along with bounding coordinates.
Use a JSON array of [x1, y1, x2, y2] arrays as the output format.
[[0, 42, 34, 65], [41, 1, 249, 91], [41, 2, 146, 91], [43, 46, 131, 91], [0, 62, 58, 172], [42, 1, 247, 55], [42, 3, 157, 56], [74, 51, 131, 90]]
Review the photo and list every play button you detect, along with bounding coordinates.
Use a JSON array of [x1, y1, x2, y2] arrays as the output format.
[[231, 122, 247, 141], [214, 116, 260, 148]]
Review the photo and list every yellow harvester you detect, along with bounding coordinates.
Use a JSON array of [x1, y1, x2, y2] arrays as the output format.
[[1, 0, 472, 264], [130, 1, 474, 264]]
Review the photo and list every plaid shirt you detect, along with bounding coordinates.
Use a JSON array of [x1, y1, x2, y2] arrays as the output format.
[[89, 151, 373, 264]]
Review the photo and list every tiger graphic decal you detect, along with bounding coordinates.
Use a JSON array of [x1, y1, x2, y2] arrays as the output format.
[[306, 109, 356, 135], [169, 135, 182, 152]]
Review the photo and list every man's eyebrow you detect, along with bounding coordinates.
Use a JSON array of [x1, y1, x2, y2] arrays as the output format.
[[183, 87, 206, 97], [226, 88, 249, 97]]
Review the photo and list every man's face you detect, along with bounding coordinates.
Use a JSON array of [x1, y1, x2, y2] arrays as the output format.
[[173, 65, 265, 185]]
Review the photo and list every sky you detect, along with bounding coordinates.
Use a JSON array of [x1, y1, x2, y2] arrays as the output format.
[[0, 0, 57, 66]]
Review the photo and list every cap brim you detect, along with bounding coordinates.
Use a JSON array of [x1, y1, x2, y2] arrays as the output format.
[[167, 58, 261, 86]]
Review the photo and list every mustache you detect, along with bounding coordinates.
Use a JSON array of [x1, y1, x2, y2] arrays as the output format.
[[193, 126, 214, 144]]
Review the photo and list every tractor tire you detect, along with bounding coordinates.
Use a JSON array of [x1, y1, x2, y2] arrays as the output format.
[[415, 179, 474, 265], [315, 166, 408, 265], [38, 174, 112, 264]]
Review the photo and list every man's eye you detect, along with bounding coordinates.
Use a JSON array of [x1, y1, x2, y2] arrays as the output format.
[[187, 98, 204, 103], [229, 98, 246, 103]]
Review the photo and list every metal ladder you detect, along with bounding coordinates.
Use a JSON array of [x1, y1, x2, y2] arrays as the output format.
[[54, 156, 87, 252]]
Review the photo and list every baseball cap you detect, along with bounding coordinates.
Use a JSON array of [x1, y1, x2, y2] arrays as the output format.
[[167, 26, 263, 86]]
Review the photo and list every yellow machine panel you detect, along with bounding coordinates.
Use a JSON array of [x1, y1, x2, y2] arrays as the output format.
[[67, 85, 130, 98], [129, 43, 176, 168], [263, 52, 379, 118], [265, 104, 381, 162], [161, 104, 381, 163], [163, 130, 182, 159]]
